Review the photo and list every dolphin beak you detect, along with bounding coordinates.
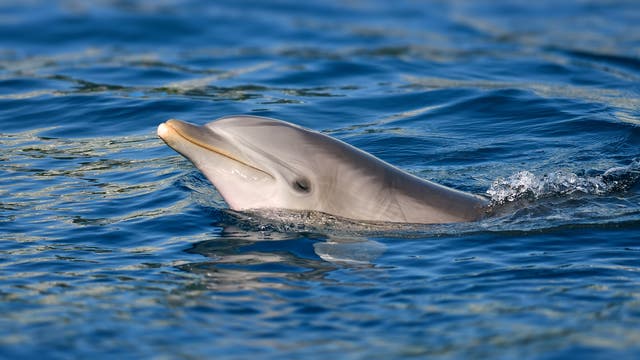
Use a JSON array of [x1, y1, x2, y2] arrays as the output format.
[[157, 119, 178, 141], [157, 119, 272, 178], [158, 119, 238, 159], [158, 119, 218, 146]]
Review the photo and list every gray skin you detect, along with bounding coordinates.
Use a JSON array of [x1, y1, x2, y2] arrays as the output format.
[[157, 115, 488, 224]]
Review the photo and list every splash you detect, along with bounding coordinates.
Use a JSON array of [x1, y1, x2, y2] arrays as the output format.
[[487, 159, 640, 204]]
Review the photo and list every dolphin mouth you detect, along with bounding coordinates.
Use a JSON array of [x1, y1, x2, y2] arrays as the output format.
[[157, 119, 273, 178]]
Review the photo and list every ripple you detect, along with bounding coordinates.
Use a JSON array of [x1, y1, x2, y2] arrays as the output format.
[[2, 0, 640, 359]]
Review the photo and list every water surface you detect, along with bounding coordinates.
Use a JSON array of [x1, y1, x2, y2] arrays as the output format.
[[1, 1, 640, 359]]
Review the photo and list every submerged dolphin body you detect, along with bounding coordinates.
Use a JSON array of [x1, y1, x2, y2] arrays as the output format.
[[157, 116, 488, 224]]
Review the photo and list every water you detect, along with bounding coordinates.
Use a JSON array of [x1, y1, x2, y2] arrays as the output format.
[[2, 0, 640, 358]]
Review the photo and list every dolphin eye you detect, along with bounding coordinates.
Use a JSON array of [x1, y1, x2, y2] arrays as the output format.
[[293, 178, 311, 193]]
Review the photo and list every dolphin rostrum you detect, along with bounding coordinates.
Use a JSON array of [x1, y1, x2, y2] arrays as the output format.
[[157, 115, 488, 224]]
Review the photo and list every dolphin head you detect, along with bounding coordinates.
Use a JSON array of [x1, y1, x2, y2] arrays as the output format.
[[158, 115, 487, 223], [157, 116, 369, 213]]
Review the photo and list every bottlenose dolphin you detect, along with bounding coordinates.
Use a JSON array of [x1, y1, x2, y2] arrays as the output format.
[[157, 115, 488, 224]]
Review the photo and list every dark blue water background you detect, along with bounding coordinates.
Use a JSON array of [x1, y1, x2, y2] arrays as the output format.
[[2, 1, 640, 358]]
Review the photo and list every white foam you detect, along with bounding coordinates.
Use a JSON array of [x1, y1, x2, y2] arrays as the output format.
[[487, 159, 640, 204]]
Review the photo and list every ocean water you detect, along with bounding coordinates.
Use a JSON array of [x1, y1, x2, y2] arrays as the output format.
[[2, 0, 640, 358]]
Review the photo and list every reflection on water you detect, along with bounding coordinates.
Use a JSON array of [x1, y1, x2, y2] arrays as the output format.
[[183, 238, 336, 292], [179, 217, 390, 293]]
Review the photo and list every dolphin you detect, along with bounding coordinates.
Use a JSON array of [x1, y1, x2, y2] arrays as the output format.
[[157, 115, 488, 224]]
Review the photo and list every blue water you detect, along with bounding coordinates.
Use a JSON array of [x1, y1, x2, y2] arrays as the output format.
[[2, 0, 640, 358]]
